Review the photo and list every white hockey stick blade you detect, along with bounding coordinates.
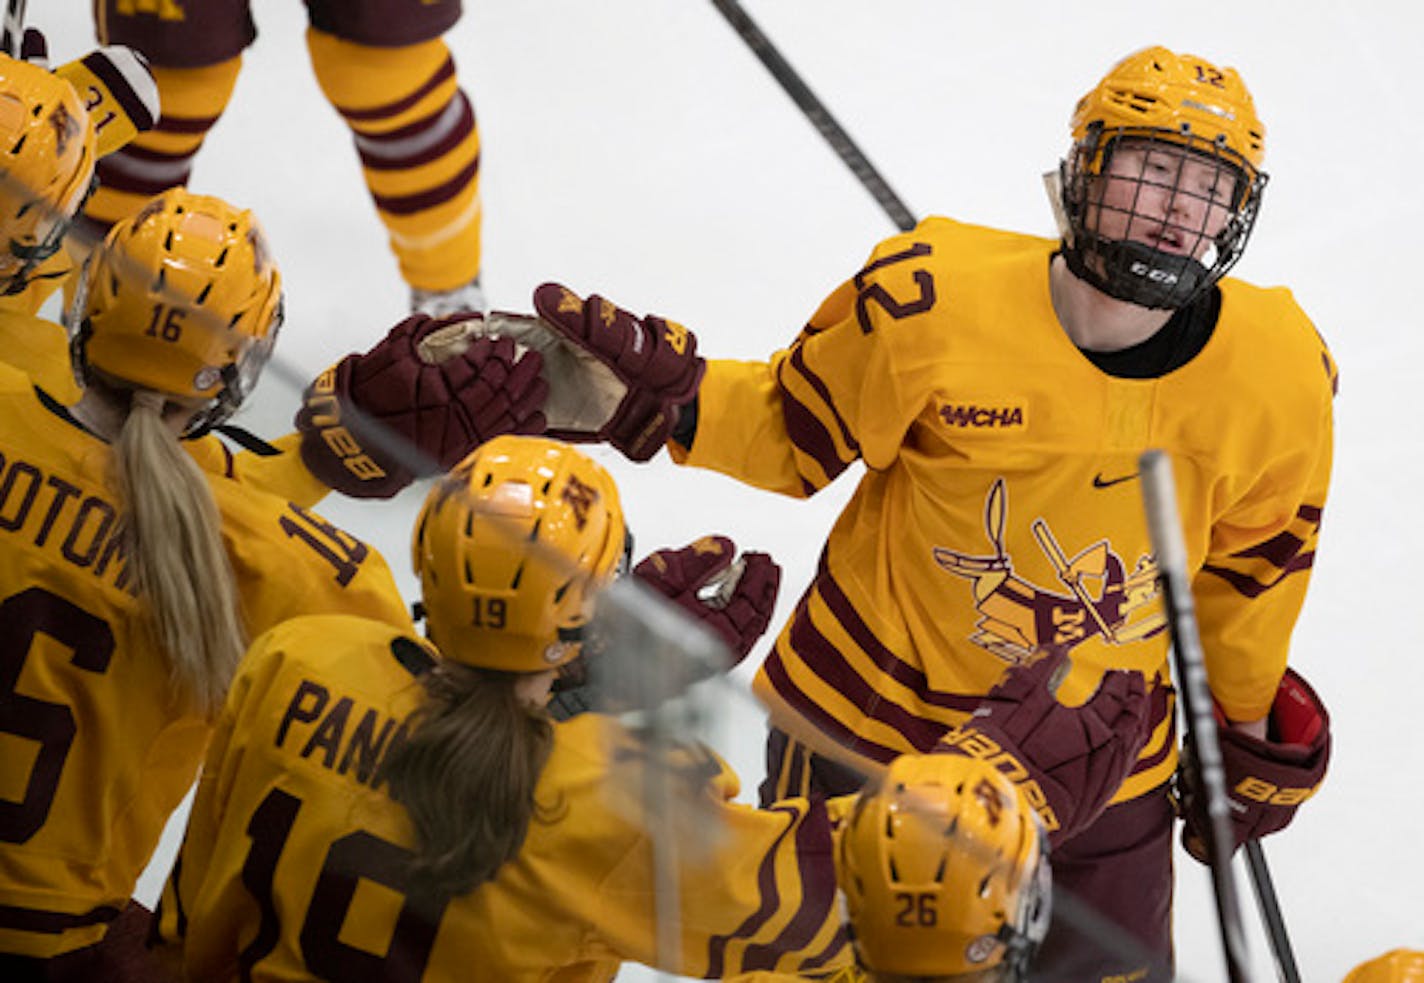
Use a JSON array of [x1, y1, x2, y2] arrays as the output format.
[[416, 311, 627, 435]]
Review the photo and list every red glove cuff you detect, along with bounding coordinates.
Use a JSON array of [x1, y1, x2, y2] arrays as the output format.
[[1181, 669, 1331, 862]]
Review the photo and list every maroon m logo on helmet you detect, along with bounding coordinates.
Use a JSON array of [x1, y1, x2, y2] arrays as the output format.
[[48, 102, 81, 158], [561, 474, 600, 531]]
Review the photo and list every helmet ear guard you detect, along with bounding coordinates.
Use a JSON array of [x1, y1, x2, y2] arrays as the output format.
[[1054, 47, 1269, 310]]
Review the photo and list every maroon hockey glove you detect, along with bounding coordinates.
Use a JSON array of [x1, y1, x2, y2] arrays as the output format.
[[935, 650, 1151, 846], [296, 313, 548, 498], [1178, 668, 1330, 864], [633, 536, 781, 666], [531, 283, 704, 461]]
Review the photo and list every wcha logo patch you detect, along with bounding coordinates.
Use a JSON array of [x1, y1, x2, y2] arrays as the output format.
[[936, 398, 1028, 430]]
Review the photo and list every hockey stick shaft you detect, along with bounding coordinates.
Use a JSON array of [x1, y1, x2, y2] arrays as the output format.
[[707, 0, 918, 233], [1139, 449, 1254, 983], [1245, 840, 1302, 983], [1, 0, 27, 58]]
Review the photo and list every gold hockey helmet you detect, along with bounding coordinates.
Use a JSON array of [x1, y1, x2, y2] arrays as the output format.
[[1344, 950, 1424, 982], [412, 436, 627, 673], [1056, 46, 1268, 310], [69, 189, 284, 435], [837, 754, 1050, 980], [0, 55, 97, 294], [1070, 45, 1265, 176]]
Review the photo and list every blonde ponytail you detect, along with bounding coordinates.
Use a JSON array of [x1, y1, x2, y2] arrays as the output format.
[[113, 390, 245, 715]]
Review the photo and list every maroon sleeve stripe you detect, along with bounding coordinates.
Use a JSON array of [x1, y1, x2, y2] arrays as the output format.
[[1228, 503, 1323, 568], [1230, 530, 1307, 569], [370, 153, 480, 216], [81, 50, 157, 132], [335, 58, 456, 123], [1201, 553, 1314, 599], [737, 801, 842, 972], [355, 91, 475, 172], [705, 803, 802, 978], [779, 387, 851, 490], [786, 346, 859, 456]]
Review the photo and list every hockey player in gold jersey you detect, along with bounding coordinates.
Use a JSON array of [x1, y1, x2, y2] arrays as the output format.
[[521, 45, 1335, 980], [0, 187, 415, 980], [155, 434, 855, 981]]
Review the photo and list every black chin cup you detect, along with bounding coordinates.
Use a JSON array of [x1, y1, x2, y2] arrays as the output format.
[[1063, 236, 1211, 310]]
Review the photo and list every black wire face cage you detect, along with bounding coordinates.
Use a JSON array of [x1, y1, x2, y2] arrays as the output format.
[[1060, 125, 1268, 310]]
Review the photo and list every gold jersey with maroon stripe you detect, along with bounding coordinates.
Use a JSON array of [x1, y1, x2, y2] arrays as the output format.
[[0, 306, 330, 507], [674, 216, 1335, 804], [157, 613, 851, 982], [0, 366, 411, 958]]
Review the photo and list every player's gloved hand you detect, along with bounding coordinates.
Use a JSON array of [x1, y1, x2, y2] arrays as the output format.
[[54, 45, 160, 157], [1178, 668, 1330, 865], [296, 313, 548, 499], [935, 649, 1151, 846], [633, 536, 781, 666], [548, 537, 780, 723], [531, 283, 704, 461]]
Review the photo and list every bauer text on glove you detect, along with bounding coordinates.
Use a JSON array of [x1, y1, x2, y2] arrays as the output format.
[[296, 313, 547, 498], [935, 650, 1152, 846], [1178, 667, 1330, 864]]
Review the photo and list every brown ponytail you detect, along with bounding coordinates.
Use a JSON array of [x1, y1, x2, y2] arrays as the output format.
[[383, 662, 556, 894], [112, 390, 245, 715]]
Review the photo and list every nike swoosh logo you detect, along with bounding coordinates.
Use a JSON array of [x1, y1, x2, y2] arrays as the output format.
[[1093, 471, 1140, 489]]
